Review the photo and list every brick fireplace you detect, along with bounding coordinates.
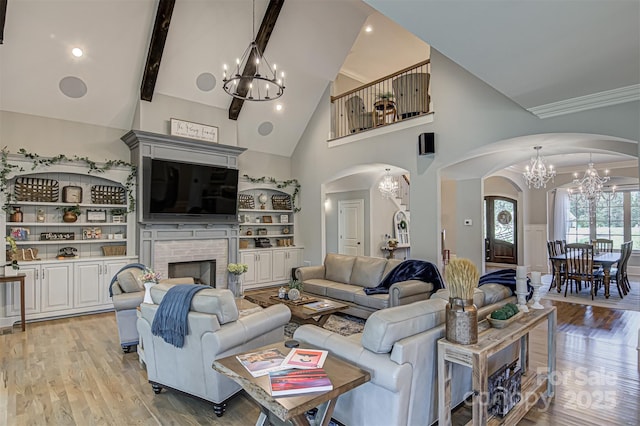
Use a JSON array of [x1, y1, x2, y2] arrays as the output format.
[[154, 239, 226, 286]]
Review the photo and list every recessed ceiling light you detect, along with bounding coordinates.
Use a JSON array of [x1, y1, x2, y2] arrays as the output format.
[[275, 104, 283, 111], [71, 47, 83, 57], [365, 25, 373, 33]]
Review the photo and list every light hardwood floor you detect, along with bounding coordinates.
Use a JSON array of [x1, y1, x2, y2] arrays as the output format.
[[1, 298, 638, 425]]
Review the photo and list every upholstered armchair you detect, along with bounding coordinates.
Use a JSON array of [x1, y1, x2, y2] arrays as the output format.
[[345, 95, 374, 133], [110, 264, 195, 353], [137, 283, 291, 416], [109, 264, 147, 352], [392, 72, 430, 119]]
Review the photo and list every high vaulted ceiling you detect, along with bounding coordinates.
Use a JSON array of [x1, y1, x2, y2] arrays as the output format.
[[1, 0, 638, 165]]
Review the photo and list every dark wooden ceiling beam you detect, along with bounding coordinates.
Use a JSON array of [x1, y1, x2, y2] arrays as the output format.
[[140, 0, 175, 102], [228, 0, 285, 120], [0, 0, 8, 44]]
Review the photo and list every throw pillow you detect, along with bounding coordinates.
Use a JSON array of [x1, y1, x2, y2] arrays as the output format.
[[117, 270, 143, 293]]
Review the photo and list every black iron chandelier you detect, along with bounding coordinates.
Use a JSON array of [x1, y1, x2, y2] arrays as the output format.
[[222, 0, 284, 102]]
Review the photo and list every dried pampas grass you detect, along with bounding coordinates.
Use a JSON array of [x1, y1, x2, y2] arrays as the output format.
[[444, 258, 480, 300]]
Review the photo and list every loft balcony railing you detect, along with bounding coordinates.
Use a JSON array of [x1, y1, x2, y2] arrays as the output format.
[[330, 60, 431, 140]]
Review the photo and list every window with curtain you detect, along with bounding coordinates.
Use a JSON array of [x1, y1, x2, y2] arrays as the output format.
[[565, 190, 639, 248]]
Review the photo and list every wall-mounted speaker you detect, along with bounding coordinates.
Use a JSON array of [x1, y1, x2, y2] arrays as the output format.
[[418, 132, 435, 155]]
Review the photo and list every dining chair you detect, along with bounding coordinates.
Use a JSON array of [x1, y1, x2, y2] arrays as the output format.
[[547, 241, 564, 290], [592, 238, 614, 254], [555, 240, 566, 254], [608, 241, 633, 296], [564, 243, 598, 299]]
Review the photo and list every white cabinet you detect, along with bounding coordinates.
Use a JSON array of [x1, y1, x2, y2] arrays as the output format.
[[40, 263, 73, 313], [241, 250, 273, 286], [74, 259, 128, 308], [241, 247, 303, 289], [9, 263, 73, 314], [6, 266, 40, 316], [7, 263, 79, 315], [272, 248, 303, 282]]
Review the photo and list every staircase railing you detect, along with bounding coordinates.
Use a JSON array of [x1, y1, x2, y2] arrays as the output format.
[[330, 60, 430, 140]]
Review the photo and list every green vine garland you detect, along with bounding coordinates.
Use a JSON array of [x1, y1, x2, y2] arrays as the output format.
[[243, 174, 301, 213], [0, 147, 137, 212]]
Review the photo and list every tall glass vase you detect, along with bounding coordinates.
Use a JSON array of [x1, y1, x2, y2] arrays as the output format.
[[228, 274, 244, 298]]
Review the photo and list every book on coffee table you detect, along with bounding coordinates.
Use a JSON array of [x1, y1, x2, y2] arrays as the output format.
[[281, 348, 328, 369], [269, 368, 333, 396], [303, 300, 339, 311], [236, 347, 288, 377]]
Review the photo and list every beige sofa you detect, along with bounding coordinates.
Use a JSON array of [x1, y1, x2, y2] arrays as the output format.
[[293, 283, 516, 426], [137, 283, 291, 416], [295, 253, 438, 318]]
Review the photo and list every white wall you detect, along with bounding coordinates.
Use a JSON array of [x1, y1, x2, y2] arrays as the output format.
[[1, 96, 290, 181], [0, 111, 128, 160], [291, 48, 639, 267]]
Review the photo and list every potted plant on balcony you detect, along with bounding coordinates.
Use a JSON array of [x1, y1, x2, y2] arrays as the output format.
[[374, 92, 396, 124], [377, 92, 395, 101]]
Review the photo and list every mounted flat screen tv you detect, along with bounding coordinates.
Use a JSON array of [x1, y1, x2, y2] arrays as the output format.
[[142, 158, 239, 222]]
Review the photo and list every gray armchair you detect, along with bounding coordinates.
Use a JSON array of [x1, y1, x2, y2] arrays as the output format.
[[137, 283, 291, 416], [392, 72, 430, 119], [110, 263, 146, 353], [345, 95, 374, 133], [110, 264, 195, 353]]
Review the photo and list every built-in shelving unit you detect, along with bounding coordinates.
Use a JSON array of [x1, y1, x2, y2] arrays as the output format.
[[237, 183, 303, 289], [0, 156, 137, 328]]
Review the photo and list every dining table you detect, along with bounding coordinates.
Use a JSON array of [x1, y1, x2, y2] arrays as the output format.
[[549, 252, 620, 298]]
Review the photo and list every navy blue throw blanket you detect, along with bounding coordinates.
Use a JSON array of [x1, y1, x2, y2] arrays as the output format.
[[364, 260, 445, 295], [151, 284, 206, 348], [109, 263, 147, 297], [479, 269, 533, 301]]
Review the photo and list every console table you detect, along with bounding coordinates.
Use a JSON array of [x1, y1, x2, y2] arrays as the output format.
[[0, 273, 27, 331], [437, 306, 556, 425]]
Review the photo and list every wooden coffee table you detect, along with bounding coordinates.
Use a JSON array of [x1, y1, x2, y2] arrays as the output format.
[[244, 288, 348, 326], [213, 341, 370, 425]]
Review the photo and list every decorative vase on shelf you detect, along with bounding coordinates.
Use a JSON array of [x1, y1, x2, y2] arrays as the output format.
[[63, 211, 78, 223], [228, 274, 244, 299], [9, 207, 23, 223]]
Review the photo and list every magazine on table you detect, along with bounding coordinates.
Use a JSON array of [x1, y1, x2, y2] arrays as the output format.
[[281, 348, 328, 369], [269, 368, 333, 397], [236, 347, 288, 377], [303, 300, 339, 311]]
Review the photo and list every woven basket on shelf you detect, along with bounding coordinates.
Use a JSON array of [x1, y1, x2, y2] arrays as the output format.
[[102, 245, 126, 256], [91, 185, 126, 205], [14, 177, 59, 202]]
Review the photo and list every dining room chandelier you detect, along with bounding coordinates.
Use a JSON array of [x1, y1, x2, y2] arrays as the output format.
[[222, 0, 284, 101], [522, 146, 556, 189], [378, 169, 399, 199], [570, 153, 610, 201]]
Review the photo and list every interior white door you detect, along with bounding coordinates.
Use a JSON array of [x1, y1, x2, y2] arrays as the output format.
[[338, 199, 364, 256]]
